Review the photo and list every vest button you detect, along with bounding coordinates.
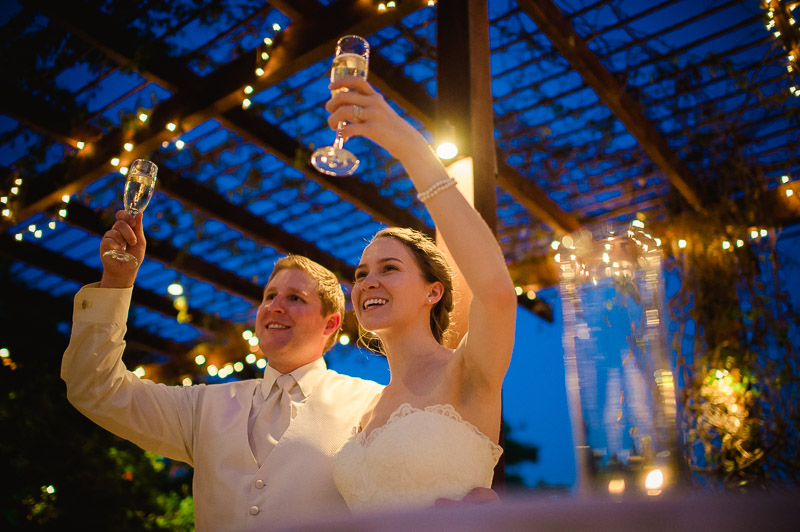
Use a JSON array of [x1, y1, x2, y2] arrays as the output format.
[[249, 505, 259, 515], [255, 479, 265, 489]]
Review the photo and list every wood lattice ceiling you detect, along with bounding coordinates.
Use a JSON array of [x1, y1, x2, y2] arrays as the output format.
[[1, 0, 798, 381]]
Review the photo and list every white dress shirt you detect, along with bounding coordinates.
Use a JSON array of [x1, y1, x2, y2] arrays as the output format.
[[61, 284, 383, 531]]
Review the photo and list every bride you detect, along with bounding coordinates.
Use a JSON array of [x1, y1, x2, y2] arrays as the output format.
[[322, 77, 517, 513]]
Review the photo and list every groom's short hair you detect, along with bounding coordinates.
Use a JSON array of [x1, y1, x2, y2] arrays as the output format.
[[267, 255, 345, 352]]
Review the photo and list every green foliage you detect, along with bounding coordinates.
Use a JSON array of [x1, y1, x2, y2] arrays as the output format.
[[0, 273, 195, 531], [660, 49, 800, 490]]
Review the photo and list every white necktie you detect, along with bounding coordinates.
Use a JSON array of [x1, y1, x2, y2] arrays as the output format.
[[252, 374, 296, 466]]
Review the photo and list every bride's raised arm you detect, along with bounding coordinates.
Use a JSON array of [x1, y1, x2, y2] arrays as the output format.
[[326, 78, 517, 389]]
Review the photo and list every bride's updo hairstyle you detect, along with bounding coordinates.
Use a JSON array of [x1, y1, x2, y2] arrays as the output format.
[[359, 227, 454, 351]]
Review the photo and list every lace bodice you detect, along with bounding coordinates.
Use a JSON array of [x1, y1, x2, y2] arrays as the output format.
[[332, 403, 503, 514]]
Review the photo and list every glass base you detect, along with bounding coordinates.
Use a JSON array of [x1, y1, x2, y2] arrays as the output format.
[[103, 249, 139, 267], [310, 146, 359, 176]]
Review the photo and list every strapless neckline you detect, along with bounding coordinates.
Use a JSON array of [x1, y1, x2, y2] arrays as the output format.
[[354, 403, 502, 457]]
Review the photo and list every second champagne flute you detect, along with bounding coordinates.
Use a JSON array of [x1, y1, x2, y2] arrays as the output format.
[[103, 158, 158, 267], [310, 35, 369, 176]]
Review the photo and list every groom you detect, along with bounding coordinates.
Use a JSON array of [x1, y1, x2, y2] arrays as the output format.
[[62, 211, 496, 531]]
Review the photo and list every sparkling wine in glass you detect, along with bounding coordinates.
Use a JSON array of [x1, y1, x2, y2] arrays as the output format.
[[103, 158, 158, 266], [310, 35, 369, 176]]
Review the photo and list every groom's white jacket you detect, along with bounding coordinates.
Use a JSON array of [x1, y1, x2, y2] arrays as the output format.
[[62, 284, 383, 532]]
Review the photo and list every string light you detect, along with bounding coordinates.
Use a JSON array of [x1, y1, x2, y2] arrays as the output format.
[[168, 282, 184, 296], [1, 347, 18, 370], [123, 143, 133, 151], [175, 139, 185, 150], [242, 98, 252, 109], [76, 141, 85, 150], [138, 112, 149, 122], [763, 0, 800, 96], [111, 157, 120, 166], [166, 122, 177, 132]]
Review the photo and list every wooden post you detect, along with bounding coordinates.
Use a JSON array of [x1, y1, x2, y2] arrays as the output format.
[[437, 0, 506, 492]]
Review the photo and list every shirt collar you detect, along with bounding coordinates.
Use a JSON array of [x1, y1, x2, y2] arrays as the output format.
[[260, 357, 328, 400]]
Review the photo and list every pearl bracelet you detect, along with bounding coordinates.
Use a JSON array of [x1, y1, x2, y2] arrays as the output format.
[[417, 178, 457, 202]]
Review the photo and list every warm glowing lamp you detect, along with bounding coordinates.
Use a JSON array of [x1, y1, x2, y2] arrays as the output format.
[[435, 122, 459, 160], [167, 282, 184, 296]]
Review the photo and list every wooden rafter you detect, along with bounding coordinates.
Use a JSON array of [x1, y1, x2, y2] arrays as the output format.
[[14, 0, 431, 227], [5, 285, 196, 364], [516, 0, 704, 212], [153, 163, 358, 283], [0, 73, 360, 285], [0, 233, 235, 335], [65, 202, 264, 303]]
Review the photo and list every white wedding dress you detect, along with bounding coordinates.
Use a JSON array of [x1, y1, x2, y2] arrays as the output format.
[[332, 403, 503, 514]]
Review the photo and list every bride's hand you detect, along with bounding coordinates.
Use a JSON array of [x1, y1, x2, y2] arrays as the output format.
[[433, 487, 501, 508], [324, 78, 425, 162]]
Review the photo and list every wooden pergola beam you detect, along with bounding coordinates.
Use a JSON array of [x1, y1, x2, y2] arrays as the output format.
[[153, 163, 357, 283], [14, 0, 431, 226], [437, 0, 498, 231], [65, 202, 264, 303], [219, 109, 430, 235], [516, 0, 704, 212], [496, 158, 582, 236], [0, 80, 359, 287], [36, 0, 430, 236], [0, 233, 235, 336], [366, 39, 581, 237], [2, 283, 196, 365]]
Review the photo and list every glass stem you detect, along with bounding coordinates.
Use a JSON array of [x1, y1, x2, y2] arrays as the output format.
[[333, 121, 346, 151]]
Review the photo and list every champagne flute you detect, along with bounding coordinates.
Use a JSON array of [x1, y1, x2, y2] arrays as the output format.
[[103, 158, 158, 266], [310, 35, 370, 176]]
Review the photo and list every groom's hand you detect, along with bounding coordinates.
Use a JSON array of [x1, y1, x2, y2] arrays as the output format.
[[434, 487, 500, 507]]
